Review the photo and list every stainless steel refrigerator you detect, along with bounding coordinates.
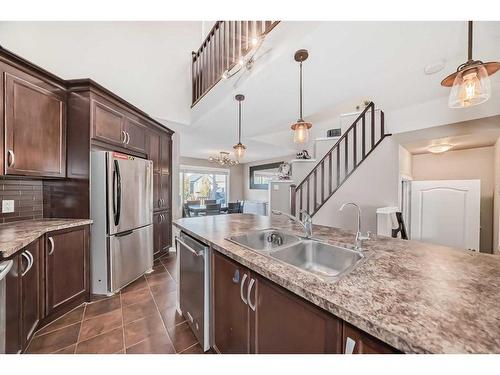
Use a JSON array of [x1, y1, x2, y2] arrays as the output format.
[[90, 151, 153, 295]]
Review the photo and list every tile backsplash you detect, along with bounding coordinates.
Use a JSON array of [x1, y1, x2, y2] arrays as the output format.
[[0, 178, 43, 223]]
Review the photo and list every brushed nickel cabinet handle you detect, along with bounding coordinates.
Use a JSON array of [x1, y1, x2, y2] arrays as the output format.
[[158, 198, 162, 207], [121, 130, 127, 144], [247, 278, 256, 311], [48, 236, 55, 255], [240, 273, 248, 305], [126, 132, 130, 145], [21, 251, 32, 277], [345, 337, 356, 354], [7, 150, 15, 167]]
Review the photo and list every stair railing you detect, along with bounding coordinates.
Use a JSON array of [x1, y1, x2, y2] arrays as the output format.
[[290, 102, 391, 218]]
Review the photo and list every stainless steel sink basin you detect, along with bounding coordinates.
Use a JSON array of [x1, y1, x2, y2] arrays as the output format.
[[227, 229, 301, 252], [270, 240, 364, 281]]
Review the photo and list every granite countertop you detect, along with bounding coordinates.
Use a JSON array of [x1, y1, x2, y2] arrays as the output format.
[[174, 213, 500, 354], [0, 218, 93, 258]]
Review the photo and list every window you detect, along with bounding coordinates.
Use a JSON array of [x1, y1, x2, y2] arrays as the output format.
[[180, 166, 230, 206]]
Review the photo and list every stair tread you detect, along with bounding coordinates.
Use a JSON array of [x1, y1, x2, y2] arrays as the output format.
[[290, 159, 317, 163]]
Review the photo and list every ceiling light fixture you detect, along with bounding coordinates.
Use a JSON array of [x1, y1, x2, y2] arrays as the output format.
[[208, 151, 239, 166], [233, 94, 247, 161], [441, 21, 500, 108], [428, 144, 453, 154], [291, 49, 312, 144], [221, 35, 265, 81]]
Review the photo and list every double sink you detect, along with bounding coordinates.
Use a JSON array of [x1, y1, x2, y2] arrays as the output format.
[[227, 229, 364, 282]]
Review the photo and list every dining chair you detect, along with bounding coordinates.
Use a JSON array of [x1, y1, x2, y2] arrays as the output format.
[[227, 202, 240, 214], [237, 200, 244, 213], [205, 203, 221, 216], [183, 203, 192, 218], [205, 199, 217, 205]]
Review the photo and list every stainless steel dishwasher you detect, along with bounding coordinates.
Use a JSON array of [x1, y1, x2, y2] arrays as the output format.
[[176, 231, 210, 352], [0, 260, 13, 354]]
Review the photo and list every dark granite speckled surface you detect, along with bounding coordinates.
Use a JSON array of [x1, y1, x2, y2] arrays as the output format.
[[0, 219, 93, 258], [174, 213, 500, 354]]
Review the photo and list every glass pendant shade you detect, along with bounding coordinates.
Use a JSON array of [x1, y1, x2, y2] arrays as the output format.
[[448, 65, 491, 108], [291, 121, 312, 144], [233, 142, 246, 160]]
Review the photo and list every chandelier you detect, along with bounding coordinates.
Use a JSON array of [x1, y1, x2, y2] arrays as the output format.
[[208, 151, 239, 166]]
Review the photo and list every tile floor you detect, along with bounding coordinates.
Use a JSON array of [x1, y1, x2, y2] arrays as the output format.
[[26, 252, 205, 354]]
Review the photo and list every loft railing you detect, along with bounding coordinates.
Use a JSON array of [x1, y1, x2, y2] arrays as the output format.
[[290, 102, 391, 218], [191, 21, 279, 106]]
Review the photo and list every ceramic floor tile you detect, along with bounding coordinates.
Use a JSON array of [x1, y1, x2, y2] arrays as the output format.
[[27, 322, 81, 354], [53, 344, 76, 354], [122, 299, 158, 324], [121, 276, 149, 294], [145, 263, 168, 278], [76, 327, 124, 354], [35, 305, 85, 336], [150, 288, 177, 310], [123, 313, 165, 347], [79, 309, 123, 342], [146, 272, 175, 288], [180, 343, 205, 354], [159, 306, 186, 328], [121, 286, 154, 307], [166, 321, 198, 353], [126, 333, 175, 354], [84, 295, 121, 320]]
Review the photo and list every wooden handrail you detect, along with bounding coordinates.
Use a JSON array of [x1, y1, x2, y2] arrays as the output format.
[[291, 102, 391, 218], [191, 21, 279, 106]]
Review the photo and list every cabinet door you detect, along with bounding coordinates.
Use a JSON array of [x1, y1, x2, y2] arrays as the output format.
[[252, 274, 342, 353], [4, 70, 66, 177], [153, 172, 162, 211], [46, 226, 89, 314], [148, 131, 161, 173], [212, 251, 250, 353], [342, 323, 399, 354], [5, 254, 21, 354], [20, 240, 42, 349], [160, 211, 171, 252], [91, 99, 125, 146], [124, 118, 146, 153], [160, 173, 170, 210], [160, 134, 171, 175], [153, 212, 162, 257]]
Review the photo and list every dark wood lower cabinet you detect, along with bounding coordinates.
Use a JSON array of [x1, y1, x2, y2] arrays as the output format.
[[153, 210, 172, 259], [5, 255, 21, 354], [46, 226, 89, 315], [212, 251, 399, 354], [212, 251, 250, 354]]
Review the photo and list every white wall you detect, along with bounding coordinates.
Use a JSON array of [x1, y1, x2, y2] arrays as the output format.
[[179, 156, 244, 202], [0, 21, 201, 125], [313, 137, 400, 234], [494, 138, 500, 254], [412, 146, 495, 253]]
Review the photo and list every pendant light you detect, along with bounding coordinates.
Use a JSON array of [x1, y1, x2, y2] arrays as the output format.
[[233, 94, 247, 160], [441, 21, 500, 108], [291, 49, 312, 144]]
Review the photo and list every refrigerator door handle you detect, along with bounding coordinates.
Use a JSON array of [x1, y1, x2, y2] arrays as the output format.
[[113, 159, 122, 226]]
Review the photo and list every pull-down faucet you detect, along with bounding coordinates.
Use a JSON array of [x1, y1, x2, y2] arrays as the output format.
[[272, 209, 313, 239], [339, 202, 370, 251]]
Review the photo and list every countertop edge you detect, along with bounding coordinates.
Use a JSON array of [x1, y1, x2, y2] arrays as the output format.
[[1, 219, 93, 259], [173, 221, 425, 354]]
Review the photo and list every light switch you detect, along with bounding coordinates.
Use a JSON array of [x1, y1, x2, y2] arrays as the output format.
[[273, 184, 279, 191], [2, 200, 14, 213]]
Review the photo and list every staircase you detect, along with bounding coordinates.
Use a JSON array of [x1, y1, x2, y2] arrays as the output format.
[[290, 102, 391, 217]]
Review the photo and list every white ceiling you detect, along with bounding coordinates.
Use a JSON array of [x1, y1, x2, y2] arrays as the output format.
[[0, 21, 202, 125], [183, 21, 500, 162]]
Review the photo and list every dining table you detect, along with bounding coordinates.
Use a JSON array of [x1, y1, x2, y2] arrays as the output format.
[[188, 204, 228, 216]]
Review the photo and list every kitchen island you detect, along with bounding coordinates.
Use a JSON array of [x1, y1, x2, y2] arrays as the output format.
[[174, 213, 500, 354]]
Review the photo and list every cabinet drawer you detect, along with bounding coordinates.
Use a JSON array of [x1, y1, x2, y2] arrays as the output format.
[[124, 118, 146, 153]]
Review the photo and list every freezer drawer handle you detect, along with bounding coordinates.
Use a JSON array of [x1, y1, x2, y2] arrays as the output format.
[[113, 159, 121, 226], [115, 230, 133, 237], [175, 237, 204, 257]]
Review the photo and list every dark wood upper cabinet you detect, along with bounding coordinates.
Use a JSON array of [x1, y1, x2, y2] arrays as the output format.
[[212, 251, 250, 354], [160, 133, 171, 175], [45, 226, 89, 315], [252, 274, 342, 354], [124, 118, 146, 154], [342, 323, 399, 354], [3, 68, 66, 178], [91, 99, 125, 146], [148, 130, 161, 173], [20, 239, 42, 350], [160, 173, 170, 210]]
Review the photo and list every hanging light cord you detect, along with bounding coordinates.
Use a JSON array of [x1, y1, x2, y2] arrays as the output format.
[[299, 61, 303, 121], [468, 20, 473, 61], [238, 100, 242, 143]]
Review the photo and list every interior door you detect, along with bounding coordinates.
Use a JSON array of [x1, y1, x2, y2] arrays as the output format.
[[410, 180, 480, 251], [107, 152, 153, 234]]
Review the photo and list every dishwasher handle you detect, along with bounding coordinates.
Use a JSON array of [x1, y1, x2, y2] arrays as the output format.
[[176, 237, 205, 257], [0, 260, 13, 280]]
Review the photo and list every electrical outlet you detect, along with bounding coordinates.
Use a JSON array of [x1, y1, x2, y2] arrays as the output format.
[[2, 200, 14, 213]]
